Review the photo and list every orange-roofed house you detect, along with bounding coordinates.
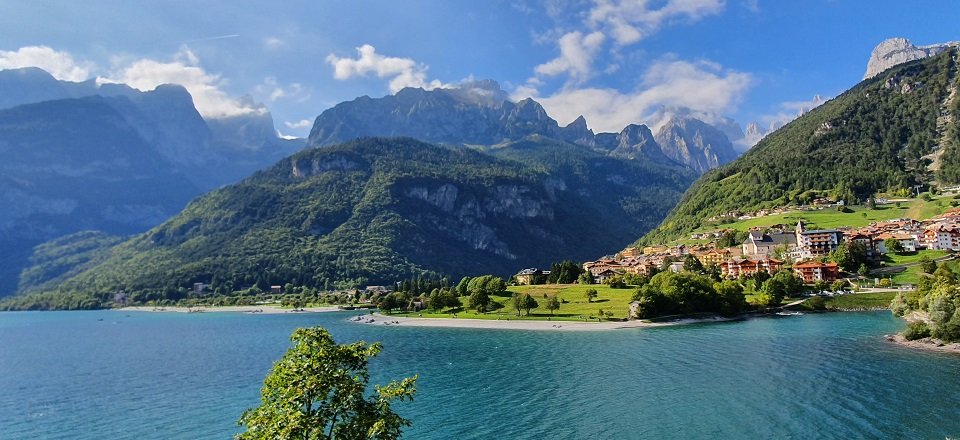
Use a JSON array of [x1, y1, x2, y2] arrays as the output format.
[[793, 261, 840, 283]]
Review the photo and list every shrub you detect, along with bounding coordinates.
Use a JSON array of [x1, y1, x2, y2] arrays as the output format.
[[903, 321, 931, 341]]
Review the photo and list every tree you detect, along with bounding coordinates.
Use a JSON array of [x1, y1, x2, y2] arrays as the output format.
[[920, 255, 937, 274], [883, 238, 905, 255], [578, 271, 593, 285], [605, 275, 627, 288], [813, 279, 828, 293], [378, 293, 403, 314], [546, 295, 561, 315], [830, 241, 868, 272], [713, 280, 746, 316], [585, 289, 598, 303], [429, 289, 460, 311], [468, 290, 491, 312], [830, 279, 847, 292], [520, 294, 539, 316], [547, 261, 583, 284], [237, 327, 417, 440], [682, 254, 705, 273], [455, 277, 472, 296], [858, 263, 870, 277]]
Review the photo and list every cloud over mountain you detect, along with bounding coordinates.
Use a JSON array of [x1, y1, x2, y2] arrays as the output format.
[[326, 44, 447, 93]]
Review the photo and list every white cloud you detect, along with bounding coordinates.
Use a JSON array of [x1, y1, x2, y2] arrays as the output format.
[[103, 46, 261, 119], [284, 119, 312, 129], [326, 44, 447, 93], [589, 0, 726, 45], [534, 31, 606, 84], [264, 36, 285, 50], [534, 57, 751, 132], [256, 76, 310, 103], [0, 46, 94, 81]]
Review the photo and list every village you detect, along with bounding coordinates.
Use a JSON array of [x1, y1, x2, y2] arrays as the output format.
[[565, 202, 960, 290]]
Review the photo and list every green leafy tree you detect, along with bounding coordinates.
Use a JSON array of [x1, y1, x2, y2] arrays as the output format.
[[813, 279, 829, 293], [468, 290, 491, 312], [585, 288, 598, 303], [713, 280, 746, 316], [830, 241, 868, 272], [578, 271, 593, 285], [455, 277, 472, 296], [919, 255, 937, 274], [512, 292, 524, 316], [830, 279, 847, 292], [605, 275, 627, 289], [520, 294, 539, 316], [858, 263, 871, 277], [546, 295, 561, 315], [883, 238, 905, 254], [237, 327, 417, 440], [631, 271, 722, 317], [682, 254, 705, 273], [547, 261, 584, 284]]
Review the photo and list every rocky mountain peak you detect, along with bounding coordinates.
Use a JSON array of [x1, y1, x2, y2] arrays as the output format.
[[654, 117, 738, 174], [864, 37, 960, 79]]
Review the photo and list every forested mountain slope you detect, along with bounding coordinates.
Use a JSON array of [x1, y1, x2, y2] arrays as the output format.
[[642, 49, 960, 244], [21, 137, 692, 304]]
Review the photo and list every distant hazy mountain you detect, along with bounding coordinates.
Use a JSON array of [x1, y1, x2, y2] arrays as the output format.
[[654, 117, 739, 174], [0, 67, 304, 296], [0, 67, 304, 190], [0, 96, 201, 295], [307, 80, 738, 174], [864, 37, 960, 79]]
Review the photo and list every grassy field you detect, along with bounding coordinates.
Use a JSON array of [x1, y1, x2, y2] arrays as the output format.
[[691, 197, 950, 237], [824, 291, 897, 309], [890, 267, 925, 285], [882, 250, 948, 266], [390, 284, 637, 321]]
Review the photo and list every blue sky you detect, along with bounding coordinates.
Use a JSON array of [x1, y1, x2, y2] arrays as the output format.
[[1, 0, 959, 138]]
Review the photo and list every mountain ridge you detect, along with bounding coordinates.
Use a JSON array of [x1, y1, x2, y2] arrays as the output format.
[[307, 81, 739, 174]]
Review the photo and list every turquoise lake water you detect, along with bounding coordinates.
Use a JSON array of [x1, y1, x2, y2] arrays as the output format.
[[1, 310, 958, 439]]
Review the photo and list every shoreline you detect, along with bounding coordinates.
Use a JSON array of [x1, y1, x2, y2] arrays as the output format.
[[886, 333, 960, 354], [118, 305, 344, 314], [353, 313, 742, 331]]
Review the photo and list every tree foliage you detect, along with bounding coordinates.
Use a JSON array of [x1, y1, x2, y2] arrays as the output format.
[[546, 261, 584, 284], [630, 271, 746, 318], [237, 327, 417, 440]]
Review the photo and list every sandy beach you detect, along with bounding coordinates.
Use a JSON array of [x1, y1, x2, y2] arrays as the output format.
[[119, 305, 344, 314], [354, 313, 740, 331]]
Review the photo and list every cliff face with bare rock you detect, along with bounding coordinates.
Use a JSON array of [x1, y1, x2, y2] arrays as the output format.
[[864, 37, 959, 79]]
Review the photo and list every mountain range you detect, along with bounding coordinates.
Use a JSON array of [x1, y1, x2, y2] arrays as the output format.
[[0, 68, 301, 295], [308, 80, 739, 174], [2, 72, 710, 302], [4, 37, 954, 307], [15, 137, 693, 303]]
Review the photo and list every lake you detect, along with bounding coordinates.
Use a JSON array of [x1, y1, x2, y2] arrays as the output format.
[[1, 310, 958, 439]]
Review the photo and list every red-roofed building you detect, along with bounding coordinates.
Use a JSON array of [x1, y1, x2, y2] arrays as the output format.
[[793, 261, 840, 283], [721, 258, 783, 279]]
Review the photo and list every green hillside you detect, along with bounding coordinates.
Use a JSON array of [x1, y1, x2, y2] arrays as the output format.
[[9, 137, 692, 308], [641, 49, 960, 244]]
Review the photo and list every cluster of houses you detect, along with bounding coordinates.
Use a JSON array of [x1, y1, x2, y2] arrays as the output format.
[[570, 208, 960, 287]]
